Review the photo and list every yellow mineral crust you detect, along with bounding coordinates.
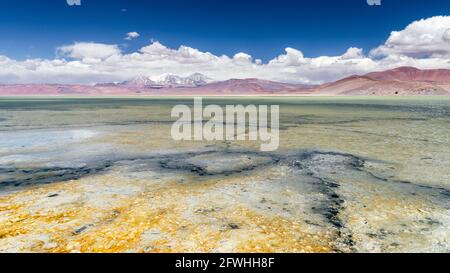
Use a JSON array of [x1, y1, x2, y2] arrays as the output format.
[[0, 172, 334, 253]]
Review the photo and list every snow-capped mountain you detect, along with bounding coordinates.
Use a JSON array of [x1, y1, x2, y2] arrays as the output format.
[[125, 75, 156, 87], [123, 73, 212, 88], [183, 73, 212, 86]]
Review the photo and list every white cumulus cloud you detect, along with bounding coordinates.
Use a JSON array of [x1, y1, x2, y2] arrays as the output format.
[[0, 16, 450, 85], [125, 32, 140, 40], [57, 42, 121, 60], [370, 16, 450, 58]]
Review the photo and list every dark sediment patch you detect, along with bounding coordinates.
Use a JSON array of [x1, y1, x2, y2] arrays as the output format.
[[0, 162, 113, 191], [160, 160, 209, 176], [227, 223, 240, 230], [288, 151, 364, 251], [159, 150, 278, 177], [73, 225, 92, 235], [0, 149, 276, 191]]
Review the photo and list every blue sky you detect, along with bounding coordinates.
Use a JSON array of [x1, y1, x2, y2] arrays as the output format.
[[1, 0, 449, 61], [0, 0, 449, 84]]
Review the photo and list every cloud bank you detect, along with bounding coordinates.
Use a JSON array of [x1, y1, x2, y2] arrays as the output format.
[[1, 16, 450, 85]]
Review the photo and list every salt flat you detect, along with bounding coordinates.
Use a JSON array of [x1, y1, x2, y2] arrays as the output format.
[[0, 97, 449, 253]]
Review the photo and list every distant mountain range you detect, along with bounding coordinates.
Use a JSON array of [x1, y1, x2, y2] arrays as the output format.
[[1, 67, 450, 96], [315, 67, 450, 96]]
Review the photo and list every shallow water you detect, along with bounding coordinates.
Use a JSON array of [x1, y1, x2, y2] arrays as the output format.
[[0, 96, 449, 253]]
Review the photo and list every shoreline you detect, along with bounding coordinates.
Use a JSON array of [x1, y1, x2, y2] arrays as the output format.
[[1, 95, 450, 99]]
